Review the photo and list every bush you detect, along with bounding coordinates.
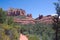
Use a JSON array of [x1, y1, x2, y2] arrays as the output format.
[[0, 24, 20, 40], [28, 35, 40, 40], [20, 23, 55, 40]]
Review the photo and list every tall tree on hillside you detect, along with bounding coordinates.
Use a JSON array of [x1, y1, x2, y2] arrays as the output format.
[[54, 0, 60, 40], [0, 8, 6, 23], [54, 0, 60, 16]]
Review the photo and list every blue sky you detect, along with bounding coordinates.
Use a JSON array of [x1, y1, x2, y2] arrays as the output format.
[[0, 0, 58, 18]]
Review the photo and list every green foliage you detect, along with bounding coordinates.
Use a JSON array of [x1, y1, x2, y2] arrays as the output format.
[[54, 1, 60, 40], [0, 8, 6, 23], [0, 24, 20, 40], [20, 23, 55, 40], [28, 35, 40, 40], [54, 0, 60, 16], [0, 8, 20, 40], [7, 17, 14, 25]]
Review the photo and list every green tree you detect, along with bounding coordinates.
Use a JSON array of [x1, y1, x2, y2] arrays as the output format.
[[7, 17, 14, 25], [0, 8, 6, 23], [54, 0, 60, 40], [54, 0, 60, 16]]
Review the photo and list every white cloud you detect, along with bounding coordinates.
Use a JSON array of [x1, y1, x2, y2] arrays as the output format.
[[51, 14, 58, 16], [59, 16, 60, 19]]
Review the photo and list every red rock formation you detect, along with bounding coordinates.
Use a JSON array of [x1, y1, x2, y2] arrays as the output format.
[[13, 15, 55, 24], [35, 15, 43, 20], [27, 14, 32, 18], [14, 17, 35, 24], [19, 9, 26, 16], [38, 15, 43, 19], [7, 8, 26, 16], [37, 15, 54, 24], [7, 8, 57, 24]]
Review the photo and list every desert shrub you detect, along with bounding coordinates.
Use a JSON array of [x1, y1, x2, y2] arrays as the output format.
[[28, 35, 40, 40], [20, 23, 55, 40], [0, 24, 20, 40]]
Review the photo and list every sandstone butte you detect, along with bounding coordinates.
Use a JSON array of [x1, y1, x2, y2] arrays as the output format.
[[7, 8, 59, 24]]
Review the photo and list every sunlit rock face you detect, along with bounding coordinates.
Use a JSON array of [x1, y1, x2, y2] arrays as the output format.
[[7, 8, 60, 24], [7, 8, 34, 24], [41, 16, 54, 24], [20, 34, 28, 40], [13, 18, 35, 24], [27, 14, 32, 18], [7, 8, 26, 16], [35, 15, 55, 24], [13, 15, 55, 24]]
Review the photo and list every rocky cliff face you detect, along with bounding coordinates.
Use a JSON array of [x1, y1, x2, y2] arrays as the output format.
[[7, 8, 26, 16], [7, 8, 57, 24], [35, 15, 54, 24], [7, 8, 34, 24]]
